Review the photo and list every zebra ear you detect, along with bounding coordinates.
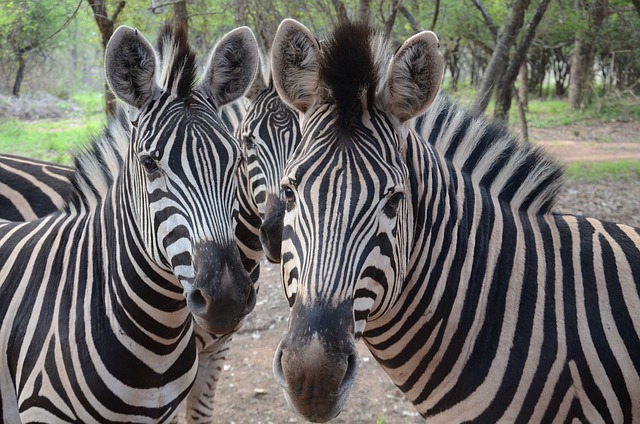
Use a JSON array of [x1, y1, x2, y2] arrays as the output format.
[[382, 31, 444, 123], [104, 26, 158, 109], [270, 19, 321, 113], [244, 51, 269, 100], [201, 26, 259, 107]]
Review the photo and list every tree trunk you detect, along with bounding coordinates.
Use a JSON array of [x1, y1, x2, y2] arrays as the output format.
[[473, 0, 530, 114], [493, 0, 551, 120], [384, 0, 402, 36], [12, 52, 26, 97], [86, 0, 125, 117], [568, 0, 608, 110], [173, 1, 189, 32], [518, 61, 529, 110], [359, 0, 371, 23]]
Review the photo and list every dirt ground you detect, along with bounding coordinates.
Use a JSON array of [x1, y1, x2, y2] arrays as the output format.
[[207, 121, 640, 424]]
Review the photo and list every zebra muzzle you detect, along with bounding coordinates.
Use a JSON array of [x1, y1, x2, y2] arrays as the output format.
[[272, 301, 359, 422], [186, 242, 256, 335]]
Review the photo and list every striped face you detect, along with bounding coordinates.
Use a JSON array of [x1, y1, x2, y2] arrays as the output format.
[[240, 83, 301, 262], [280, 103, 410, 334], [269, 19, 444, 421], [105, 24, 260, 336], [127, 90, 243, 281]]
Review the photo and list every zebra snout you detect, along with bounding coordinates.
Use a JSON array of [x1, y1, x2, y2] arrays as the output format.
[[187, 242, 256, 335], [272, 302, 359, 422], [259, 195, 285, 263]]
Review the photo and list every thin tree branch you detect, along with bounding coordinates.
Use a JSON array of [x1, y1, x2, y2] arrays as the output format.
[[470, 0, 498, 42], [14, 0, 83, 54], [384, 0, 403, 36], [110, 1, 126, 23], [399, 4, 424, 32], [430, 0, 440, 31]]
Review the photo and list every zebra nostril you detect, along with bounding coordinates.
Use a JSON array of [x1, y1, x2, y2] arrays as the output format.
[[187, 288, 207, 313], [245, 286, 257, 313]]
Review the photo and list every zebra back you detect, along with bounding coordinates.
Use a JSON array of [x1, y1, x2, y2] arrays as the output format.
[[0, 155, 72, 220], [413, 93, 564, 213]]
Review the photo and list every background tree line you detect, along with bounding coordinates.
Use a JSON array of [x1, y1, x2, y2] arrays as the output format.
[[1, 0, 639, 125]]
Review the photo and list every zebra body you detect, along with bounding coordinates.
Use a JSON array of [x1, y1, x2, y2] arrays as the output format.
[[269, 19, 640, 423], [0, 155, 72, 220], [0, 23, 259, 422]]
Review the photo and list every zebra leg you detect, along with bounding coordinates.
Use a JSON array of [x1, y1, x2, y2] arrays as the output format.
[[184, 328, 234, 423]]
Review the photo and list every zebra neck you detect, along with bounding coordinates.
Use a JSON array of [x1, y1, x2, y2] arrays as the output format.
[[101, 186, 194, 340], [364, 134, 527, 410]]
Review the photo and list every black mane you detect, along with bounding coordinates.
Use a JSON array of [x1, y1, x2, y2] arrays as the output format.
[[319, 22, 384, 133], [157, 22, 197, 98]]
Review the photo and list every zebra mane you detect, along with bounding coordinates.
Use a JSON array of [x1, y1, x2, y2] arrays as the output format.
[[156, 22, 197, 98], [65, 107, 130, 212], [319, 22, 389, 134], [414, 94, 565, 213]]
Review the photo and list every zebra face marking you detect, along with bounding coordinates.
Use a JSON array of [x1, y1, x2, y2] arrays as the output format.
[[106, 24, 260, 336], [239, 84, 302, 262], [270, 19, 443, 421]]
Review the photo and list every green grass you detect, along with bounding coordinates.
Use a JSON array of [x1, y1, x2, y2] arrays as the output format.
[[565, 159, 640, 182], [447, 84, 640, 128], [0, 92, 105, 164]]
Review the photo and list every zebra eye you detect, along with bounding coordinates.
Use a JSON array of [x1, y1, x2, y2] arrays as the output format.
[[282, 186, 296, 206], [383, 192, 404, 217], [243, 134, 255, 146], [140, 155, 158, 173]]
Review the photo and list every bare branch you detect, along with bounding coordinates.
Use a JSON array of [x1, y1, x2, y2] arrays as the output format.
[[110, 1, 126, 23], [399, 4, 423, 32], [430, 0, 440, 31], [14, 0, 83, 54], [384, 0, 403, 36], [470, 0, 498, 42]]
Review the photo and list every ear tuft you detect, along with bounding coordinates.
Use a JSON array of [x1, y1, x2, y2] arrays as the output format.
[[104, 26, 158, 109], [270, 19, 321, 113], [201, 26, 259, 107], [384, 31, 444, 123]]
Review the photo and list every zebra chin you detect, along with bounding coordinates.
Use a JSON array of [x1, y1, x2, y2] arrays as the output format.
[[183, 241, 257, 336], [272, 301, 359, 422]]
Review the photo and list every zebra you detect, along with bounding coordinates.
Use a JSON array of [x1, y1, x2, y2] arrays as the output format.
[[0, 73, 271, 424], [0, 22, 260, 423], [268, 19, 640, 423], [237, 58, 302, 263], [0, 155, 72, 221]]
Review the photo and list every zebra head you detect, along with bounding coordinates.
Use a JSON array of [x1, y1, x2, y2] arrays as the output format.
[[270, 20, 444, 421], [239, 62, 302, 263], [104, 24, 259, 336]]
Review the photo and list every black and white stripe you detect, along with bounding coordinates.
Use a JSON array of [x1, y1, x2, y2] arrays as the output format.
[[0, 23, 259, 423], [0, 88, 263, 424], [0, 155, 72, 220], [269, 19, 640, 423]]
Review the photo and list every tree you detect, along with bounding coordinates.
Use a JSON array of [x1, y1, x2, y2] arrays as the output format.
[[472, 0, 530, 114], [86, 0, 125, 117], [568, 0, 609, 110], [0, 0, 81, 97], [493, 0, 553, 121]]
